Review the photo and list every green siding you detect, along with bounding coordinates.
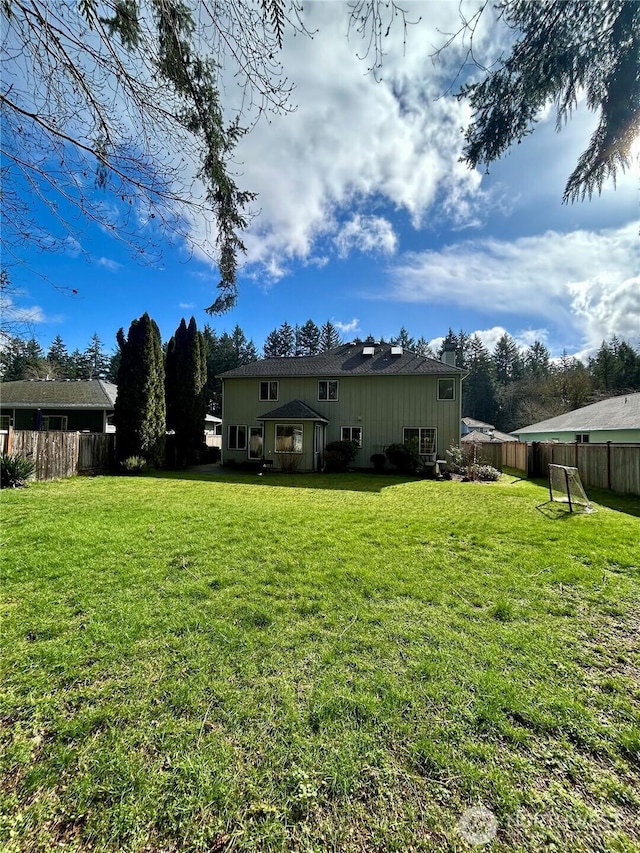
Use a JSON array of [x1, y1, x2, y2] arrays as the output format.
[[222, 374, 462, 471], [0, 408, 107, 432], [516, 429, 640, 444]]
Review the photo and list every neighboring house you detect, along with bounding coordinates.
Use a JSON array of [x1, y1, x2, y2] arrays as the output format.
[[218, 342, 465, 472], [0, 379, 117, 433], [461, 417, 495, 436], [511, 393, 640, 443], [204, 414, 222, 449], [461, 428, 515, 444]]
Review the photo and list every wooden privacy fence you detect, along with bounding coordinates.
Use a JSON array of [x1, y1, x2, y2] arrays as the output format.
[[464, 438, 639, 496], [1, 429, 115, 480], [471, 440, 528, 474], [531, 442, 640, 497]]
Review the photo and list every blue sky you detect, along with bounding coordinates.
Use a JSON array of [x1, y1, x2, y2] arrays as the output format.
[[4, 2, 639, 361]]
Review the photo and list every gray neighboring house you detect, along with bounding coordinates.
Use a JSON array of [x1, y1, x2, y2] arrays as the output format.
[[461, 417, 495, 435], [461, 428, 515, 444], [0, 379, 117, 433], [218, 342, 465, 472], [511, 393, 640, 444]]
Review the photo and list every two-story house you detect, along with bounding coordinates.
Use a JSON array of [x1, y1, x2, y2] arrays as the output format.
[[218, 342, 465, 472]]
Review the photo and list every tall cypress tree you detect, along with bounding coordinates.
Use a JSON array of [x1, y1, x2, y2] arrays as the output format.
[[165, 317, 207, 466], [114, 313, 165, 465]]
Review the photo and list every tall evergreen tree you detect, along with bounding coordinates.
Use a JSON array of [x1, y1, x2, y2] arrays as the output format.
[[84, 333, 111, 380], [319, 321, 342, 351], [297, 320, 321, 355], [47, 335, 69, 376], [414, 336, 436, 359], [493, 333, 522, 385], [114, 313, 165, 465], [165, 317, 207, 466], [262, 327, 283, 358], [463, 336, 498, 423]]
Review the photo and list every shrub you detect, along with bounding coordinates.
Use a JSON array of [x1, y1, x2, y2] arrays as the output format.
[[120, 455, 147, 475], [385, 441, 421, 474], [370, 453, 386, 472], [445, 444, 466, 474], [470, 464, 501, 482], [278, 452, 301, 474], [323, 440, 359, 472], [0, 453, 36, 488]]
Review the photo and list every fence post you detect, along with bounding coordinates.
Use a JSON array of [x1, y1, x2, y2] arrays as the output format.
[[6, 426, 13, 454], [606, 441, 611, 492]]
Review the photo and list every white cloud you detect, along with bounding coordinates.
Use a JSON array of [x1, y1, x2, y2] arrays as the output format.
[[185, 2, 495, 275], [0, 295, 48, 325], [97, 257, 122, 272], [334, 317, 360, 335], [385, 222, 640, 352], [569, 276, 640, 357], [335, 215, 397, 258], [179, 302, 196, 310]]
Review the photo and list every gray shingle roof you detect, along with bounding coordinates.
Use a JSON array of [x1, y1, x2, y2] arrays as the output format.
[[462, 417, 495, 429], [258, 400, 329, 421], [219, 344, 463, 378], [0, 379, 117, 409], [513, 393, 640, 434]]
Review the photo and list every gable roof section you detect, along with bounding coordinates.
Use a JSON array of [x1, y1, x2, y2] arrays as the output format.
[[258, 400, 329, 422], [462, 416, 495, 429], [0, 379, 117, 409], [219, 344, 464, 379], [513, 393, 640, 434]]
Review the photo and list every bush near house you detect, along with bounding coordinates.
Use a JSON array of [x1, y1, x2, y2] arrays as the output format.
[[385, 440, 421, 473], [323, 439, 359, 472]]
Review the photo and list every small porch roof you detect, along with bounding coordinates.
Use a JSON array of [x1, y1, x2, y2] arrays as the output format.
[[258, 399, 329, 422]]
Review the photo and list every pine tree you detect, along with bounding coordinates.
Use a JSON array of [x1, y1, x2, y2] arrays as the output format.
[[320, 321, 342, 351], [165, 317, 207, 466], [297, 320, 321, 356], [114, 313, 165, 465], [84, 333, 110, 380], [47, 335, 69, 376], [463, 336, 498, 423]]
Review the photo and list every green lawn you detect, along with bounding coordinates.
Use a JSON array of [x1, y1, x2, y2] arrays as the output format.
[[1, 471, 639, 852]]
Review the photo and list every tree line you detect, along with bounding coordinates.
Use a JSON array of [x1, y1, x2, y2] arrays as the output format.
[[2, 319, 638, 436]]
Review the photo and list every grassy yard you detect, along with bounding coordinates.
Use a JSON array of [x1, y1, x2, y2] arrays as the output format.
[[1, 470, 639, 852]]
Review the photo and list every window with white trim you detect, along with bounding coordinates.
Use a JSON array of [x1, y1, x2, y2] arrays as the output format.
[[318, 380, 339, 401], [259, 381, 278, 402], [437, 379, 455, 401], [276, 424, 303, 453], [42, 415, 68, 430], [228, 424, 247, 450], [249, 426, 264, 459], [403, 427, 436, 455], [575, 433, 590, 443], [341, 426, 362, 447], [0, 415, 11, 430]]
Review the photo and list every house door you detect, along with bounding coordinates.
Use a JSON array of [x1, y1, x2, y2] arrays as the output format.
[[314, 423, 325, 471]]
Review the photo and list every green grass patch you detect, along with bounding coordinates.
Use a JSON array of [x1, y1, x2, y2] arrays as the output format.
[[1, 471, 639, 851]]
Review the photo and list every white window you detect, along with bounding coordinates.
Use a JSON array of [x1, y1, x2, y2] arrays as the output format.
[[42, 415, 68, 430], [276, 424, 303, 453], [575, 433, 590, 444], [403, 427, 436, 455], [437, 379, 455, 401], [228, 424, 247, 450], [249, 426, 264, 459], [259, 381, 278, 402], [341, 426, 362, 447], [318, 380, 339, 401]]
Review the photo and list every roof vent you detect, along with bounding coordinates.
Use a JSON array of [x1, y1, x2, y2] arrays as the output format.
[[362, 346, 375, 357], [391, 346, 403, 357]]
